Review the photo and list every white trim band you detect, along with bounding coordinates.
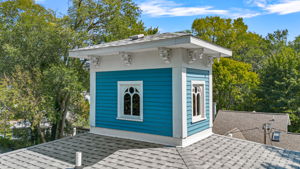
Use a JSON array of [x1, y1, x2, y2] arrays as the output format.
[[90, 127, 212, 147]]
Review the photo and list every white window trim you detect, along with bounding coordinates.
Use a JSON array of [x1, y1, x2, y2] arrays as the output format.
[[191, 80, 206, 123], [117, 81, 143, 122]]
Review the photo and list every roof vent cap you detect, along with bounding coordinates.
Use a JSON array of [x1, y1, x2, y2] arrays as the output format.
[[272, 131, 281, 142], [130, 34, 144, 40]]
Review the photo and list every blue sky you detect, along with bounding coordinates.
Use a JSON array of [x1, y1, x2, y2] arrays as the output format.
[[36, 0, 300, 41]]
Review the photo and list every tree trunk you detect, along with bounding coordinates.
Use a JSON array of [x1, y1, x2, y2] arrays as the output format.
[[4, 111, 7, 138], [37, 125, 46, 143], [59, 110, 68, 138], [55, 121, 60, 139], [59, 94, 70, 138]]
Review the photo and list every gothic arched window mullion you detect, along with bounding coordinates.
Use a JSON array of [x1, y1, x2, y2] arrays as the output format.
[[118, 81, 143, 122], [191, 81, 206, 123]]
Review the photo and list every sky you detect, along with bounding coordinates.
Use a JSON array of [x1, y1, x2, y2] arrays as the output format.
[[35, 0, 300, 41]]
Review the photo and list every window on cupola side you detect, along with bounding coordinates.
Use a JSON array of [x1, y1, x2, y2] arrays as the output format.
[[118, 81, 143, 122], [191, 81, 206, 123]]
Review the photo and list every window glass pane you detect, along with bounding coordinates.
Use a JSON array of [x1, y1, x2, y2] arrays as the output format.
[[197, 93, 200, 116], [124, 93, 131, 115], [193, 93, 196, 116], [129, 87, 134, 94], [132, 94, 140, 116]]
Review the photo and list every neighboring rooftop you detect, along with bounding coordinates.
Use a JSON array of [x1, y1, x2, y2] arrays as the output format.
[[213, 110, 300, 151], [0, 133, 300, 169]]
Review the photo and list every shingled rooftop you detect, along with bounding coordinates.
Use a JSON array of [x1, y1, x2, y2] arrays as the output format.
[[0, 133, 299, 169]]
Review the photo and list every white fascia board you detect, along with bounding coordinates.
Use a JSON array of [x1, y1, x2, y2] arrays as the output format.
[[190, 36, 232, 57], [69, 36, 191, 58]]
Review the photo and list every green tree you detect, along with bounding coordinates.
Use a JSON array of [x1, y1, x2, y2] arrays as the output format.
[[43, 64, 85, 138], [192, 16, 269, 71], [213, 58, 260, 111], [289, 35, 300, 53], [0, 0, 158, 145], [257, 46, 300, 113], [0, 104, 13, 139], [266, 29, 288, 47], [0, 67, 51, 143], [67, 0, 158, 44], [0, 0, 83, 141], [289, 113, 300, 133]]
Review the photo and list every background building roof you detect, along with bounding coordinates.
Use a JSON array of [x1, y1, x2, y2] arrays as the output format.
[[213, 110, 300, 151]]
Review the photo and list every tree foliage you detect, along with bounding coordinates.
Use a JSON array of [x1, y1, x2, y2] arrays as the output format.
[[67, 0, 158, 44], [0, 0, 156, 145], [0, 67, 50, 143], [193, 16, 300, 133], [257, 46, 300, 113], [289, 35, 300, 53], [192, 16, 269, 71], [213, 58, 260, 111]]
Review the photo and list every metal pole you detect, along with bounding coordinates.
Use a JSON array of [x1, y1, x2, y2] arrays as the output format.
[[264, 123, 267, 144], [73, 127, 77, 136]]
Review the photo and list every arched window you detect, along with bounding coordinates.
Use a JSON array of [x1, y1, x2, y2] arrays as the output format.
[[123, 87, 140, 116], [191, 81, 206, 123], [118, 81, 143, 121]]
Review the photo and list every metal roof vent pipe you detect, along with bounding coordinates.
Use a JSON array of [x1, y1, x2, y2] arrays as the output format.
[[130, 34, 144, 40], [75, 152, 83, 169]]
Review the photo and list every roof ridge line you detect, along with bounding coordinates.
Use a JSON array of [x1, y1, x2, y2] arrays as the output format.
[[219, 110, 288, 116], [176, 147, 190, 169]]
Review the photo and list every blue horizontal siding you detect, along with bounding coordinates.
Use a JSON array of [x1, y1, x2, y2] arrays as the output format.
[[95, 68, 173, 137], [186, 68, 210, 136]]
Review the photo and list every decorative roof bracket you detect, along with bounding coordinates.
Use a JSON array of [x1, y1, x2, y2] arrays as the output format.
[[187, 48, 204, 64], [158, 47, 172, 64], [207, 56, 214, 66], [120, 52, 132, 66], [90, 56, 102, 68]]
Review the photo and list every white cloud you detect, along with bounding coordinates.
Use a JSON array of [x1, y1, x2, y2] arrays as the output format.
[[231, 11, 262, 18], [139, 0, 228, 17], [247, 0, 300, 14], [264, 0, 300, 14], [35, 0, 47, 4], [139, 0, 263, 19], [245, 0, 270, 7], [139, 0, 300, 18]]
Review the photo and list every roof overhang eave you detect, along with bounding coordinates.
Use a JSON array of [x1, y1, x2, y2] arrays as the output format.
[[69, 36, 232, 59]]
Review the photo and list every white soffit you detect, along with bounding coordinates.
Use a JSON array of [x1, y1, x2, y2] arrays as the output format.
[[69, 34, 232, 59]]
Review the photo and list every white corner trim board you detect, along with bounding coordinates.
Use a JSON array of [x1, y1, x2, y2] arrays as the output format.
[[209, 69, 213, 128], [172, 66, 182, 138], [181, 128, 213, 147], [90, 126, 212, 147], [89, 71, 96, 127], [181, 67, 187, 138]]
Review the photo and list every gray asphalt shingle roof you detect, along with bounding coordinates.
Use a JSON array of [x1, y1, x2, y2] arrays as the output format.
[[1, 133, 300, 169], [70, 33, 190, 52]]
